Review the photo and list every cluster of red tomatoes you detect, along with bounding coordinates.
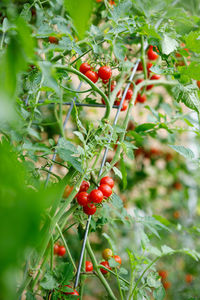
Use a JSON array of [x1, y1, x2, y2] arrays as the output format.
[[135, 45, 160, 104], [53, 244, 66, 257], [85, 248, 122, 275], [79, 44, 160, 112], [100, 248, 121, 274], [158, 269, 193, 291], [79, 63, 112, 84], [75, 176, 114, 215], [158, 270, 171, 290]]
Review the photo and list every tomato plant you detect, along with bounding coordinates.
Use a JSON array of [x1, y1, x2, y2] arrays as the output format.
[[1, 0, 200, 300]]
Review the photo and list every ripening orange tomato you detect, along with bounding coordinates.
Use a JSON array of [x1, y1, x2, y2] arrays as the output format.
[[63, 185, 73, 198]]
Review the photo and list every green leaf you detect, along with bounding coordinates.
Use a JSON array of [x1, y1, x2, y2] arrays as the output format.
[[64, 0, 93, 39], [185, 31, 200, 53], [172, 84, 200, 114], [161, 245, 174, 255], [39, 61, 60, 95], [161, 34, 178, 55], [40, 273, 58, 290], [135, 123, 156, 132], [178, 62, 200, 80], [169, 145, 195, 159], [55, 262, 74, 284], [108, 257, 120, 268], [113, 42, 127, 61], [57, 138, 83, 172], [153, 286, 165, 300], [147, 274, 160, 288], [26, 291, 37, 300], [113, 166, 122, 179], [111, 193, 123, 209]]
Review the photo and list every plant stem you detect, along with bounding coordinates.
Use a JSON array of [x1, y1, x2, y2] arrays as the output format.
[[56, 223, 77, 271], [141, 36, 147, 80], [128, 257, 159, 299], [115, 268, 124, 300], [97, 265, 130, 286], [100, 79, 177, 178], [50, 237, 54, 271], [86, 240, 117, 300], [55, 65, 110, 120]]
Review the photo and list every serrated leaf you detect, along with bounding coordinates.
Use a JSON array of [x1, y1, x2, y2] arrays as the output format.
[[108, 257, 120, 268], [161, 245, 174, 255], [169, 145, 194, 159], [172, 84, 200, 114], [40, 273, 58, 290], [178, 62, 200, 80], [161, 34, 178, 55], [153, 286, 165, 300], [57, 138, 83, 172], [113, 42, 127, 61], [185, 31, 200, 53], [113, 166, 122, 179], [111, 193, 123, 209], [55, 262, 74, 283]]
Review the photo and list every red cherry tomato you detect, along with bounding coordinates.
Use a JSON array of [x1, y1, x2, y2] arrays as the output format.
[[125, 89, 133, 100], [147, 62, 153, 74], [83, 203, 97, 215], [147, 45, 158, 60], [98, 184, 112, 198], [115, 99, 128, 111], [100, 176, 114, 188], [147, 74, 161, 90], [111, 84, 121, 97], [98, 66, 112, 80], [64, 285, 79, 297], [77, 192, 89, 206], [85, 70, 99, 83], [88, 189, 104, 203], [197, 81, 200, 89], [137, 61, 143, 71], [136, 78, 144, 85], [63, 185, 73, 199], [48, 36, 59, 44], [185, 274, 193, 284], [79, 63, 91, 74], [85, 261, 93, 272], [100, 261, 111, 274], [54, 244, 59, 255], [57, 245, 66, 257], [163, 281, 171, 290], [136, 93, 147, 103], [173, 181, 182, 190], [151, 74, 161, 80], [158, 270, 168, 280], [79, 180, 90, 192], [114, 255, 122, 265]]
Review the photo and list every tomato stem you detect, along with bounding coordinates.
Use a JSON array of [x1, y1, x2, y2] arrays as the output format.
[[86, 240, 117, 300]]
